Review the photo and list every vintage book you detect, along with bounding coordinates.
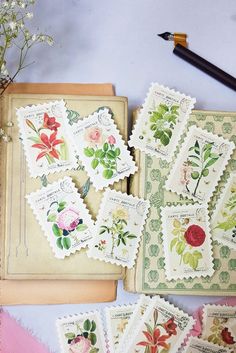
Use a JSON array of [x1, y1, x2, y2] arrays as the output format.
[[125, 109, 236, 296], [0, 83, 128, 304]]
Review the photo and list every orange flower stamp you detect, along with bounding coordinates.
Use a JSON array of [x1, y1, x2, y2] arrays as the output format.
[[17, 100, 77, 177]]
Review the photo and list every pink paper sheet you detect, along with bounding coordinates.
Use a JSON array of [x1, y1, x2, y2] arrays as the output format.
[[0, 310, 50, 353]]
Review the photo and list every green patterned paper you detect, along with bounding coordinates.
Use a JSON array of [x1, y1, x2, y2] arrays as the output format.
[[125, 110, 236, 295]]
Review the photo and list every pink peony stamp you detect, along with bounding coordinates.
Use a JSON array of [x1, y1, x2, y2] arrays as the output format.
[[26, 176, 95, 259], [17, 100, 77, 177], [160, 204, 214, 280], [57, 311, 107, 353], [65, 108, 137, 191]]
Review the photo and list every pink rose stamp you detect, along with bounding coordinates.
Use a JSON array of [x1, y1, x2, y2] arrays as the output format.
[[65, 108, 137, 190], [160, 204, 214, 280], [17, 100, 77, 177], [26, 176, 95, 259], [57, 311, 107, 353]]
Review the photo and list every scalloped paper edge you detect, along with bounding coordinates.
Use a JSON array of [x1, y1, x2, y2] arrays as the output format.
[[17, 100, 78, 178], [105, 303, 136, 353], [123, 295, 195, 353], [183, 336, 232, 353], [165, 125, 235, 204], [56, 310, 108, 353], [64, 107, 137, 191], [87, 188, 150, 268], [202, 303, 236, 342], [128, 82, 196, 162], [160, 204, 214, 281], [26, 176, 95, 259], [211, 173, 236, 250], [117, 295, 154, 353]]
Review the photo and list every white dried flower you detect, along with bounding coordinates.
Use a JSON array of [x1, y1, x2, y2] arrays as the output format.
[[11, 1, 16, 8], [46, 37, 53, 46], [31, 34, 37, 41], [9, 21, 17, 31], [2, 2, 9, 8], [26, 12, 33, 19]]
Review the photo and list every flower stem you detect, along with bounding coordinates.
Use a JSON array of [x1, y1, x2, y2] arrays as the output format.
[[193, 174, 202, 196], [45, 154, 54, 165]]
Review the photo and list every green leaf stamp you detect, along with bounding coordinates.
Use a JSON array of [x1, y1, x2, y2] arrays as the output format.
[[129, 83, 196, 161]]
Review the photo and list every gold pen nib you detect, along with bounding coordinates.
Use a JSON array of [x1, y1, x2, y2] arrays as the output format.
[[158, 32, 188, 47]]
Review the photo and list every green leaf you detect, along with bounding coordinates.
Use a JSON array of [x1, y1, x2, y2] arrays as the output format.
[[47, 213, 57, 222], [153, 130, 163, 139], [210, 153, 219, 159], [28, 136, 41, 143], [203, 148, 211, 161], [202, 169, 209, 177], [215, 216, 236, 231], [150, 124, 157, 131], [91, 158, 99, 169], [121, 238, 127, 245], [103, 169, 113, 179], [107, 150, 117, 159], [176, 241, 185, 255], [189, 154, 200, 160], [90, 320, 96, 332], [160, 133, 170, 146], [52, 224, 62, 237], [193, 250, 203, 260], [62, 237, 71, 250], [103, 142, 109, 152], [60, 141, 68, 160], [65, 332, 76, 340], [150, 111, 162, 122], [89, 348, 99, 353], [115, 148, 121, 156], [144, 322, 154, 335], [170, 105, 179, 113], [158, 103, 169, 114], [58, 201, 66, 212], [83, 319, 91, 331], [127, 234, 137, 239], [170, 238, 178, 251], [191, 171, 200, 179], [89, 332, 97, 345], [189, 161, 200, 168], [204, 157, 219, 169], [94, 149, 103, 158], [56, 237, 63, 250], [183, 252, 191, 264], [203, 142, 213, 152], [84, 147, 95, 157], [188, 254, 198, 270], [76, 224, 88, 232]]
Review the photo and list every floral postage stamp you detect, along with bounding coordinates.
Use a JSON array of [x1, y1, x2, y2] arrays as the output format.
[[183, 337, 231, 353], [17, 100, 77, 177], [123, 295, 195, 353], [57, 311, 107, 353], [65, 108, 137, 190], [165, 125, 235, 203], [161, 204, 214, 280], [105, 304, 136, 353], [212, 173, 236, 250], [87, 189, 150, 268], [202, 304, 236, 351], [128, 83, 196, 161], [117, 295, 154, 353], [26, 176, 94, 259]]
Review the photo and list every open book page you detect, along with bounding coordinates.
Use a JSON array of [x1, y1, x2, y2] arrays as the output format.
[[125, 109, 236, 295]]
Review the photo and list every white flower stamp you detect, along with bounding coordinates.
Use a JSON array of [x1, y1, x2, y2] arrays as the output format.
[[105, 304, 136, 353], [57, 311, 107, 353], [26, 176, 94, 259], [128, 83, 196, 161], [202, 304, 236, 352], [212, 174, 236, 250], [161, 204, 214, 280], [17, 100, 77, 177], [87, 189, 150, 268], [65, 108, 137, 190], [165, 126, 235, 203], [123, 295, 195, 353], [183, 337, 231, 353]]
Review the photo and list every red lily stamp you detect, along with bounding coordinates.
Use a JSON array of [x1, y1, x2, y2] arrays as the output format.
[[202, 304, 236, 352], [161, 204, 214, 280], [26, 176, 95, 259], [123, 296, 194, 353], [17, 100, 77, 177], [87, 189, 150, 268], [57, 311, 107, 353], [183, 337, 231, 353], [165, 126, 235, 203], [65, 108, 137, 190]]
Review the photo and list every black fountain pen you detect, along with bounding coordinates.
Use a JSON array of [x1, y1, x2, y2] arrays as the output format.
[[158, 32, 236, 91]]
